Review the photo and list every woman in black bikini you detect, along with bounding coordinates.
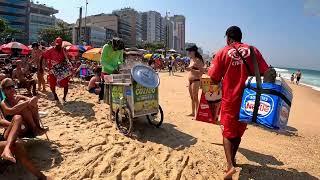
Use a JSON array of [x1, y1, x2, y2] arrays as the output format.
[[1, 78, 47, 136], [0, 113, 51, 179], [186, 45, 205, 118]]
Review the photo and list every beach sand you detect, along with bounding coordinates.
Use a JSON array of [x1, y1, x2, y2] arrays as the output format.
[[1, 72, 319, 180]]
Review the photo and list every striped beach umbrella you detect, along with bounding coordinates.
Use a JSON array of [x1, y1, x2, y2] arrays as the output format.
[[1, 42, 31, 55]]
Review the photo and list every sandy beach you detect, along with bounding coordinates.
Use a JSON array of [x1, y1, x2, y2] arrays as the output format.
[[1, 72, 319, 180]]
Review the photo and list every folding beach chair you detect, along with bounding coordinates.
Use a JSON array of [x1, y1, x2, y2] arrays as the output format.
[[79, 67, 90, 84]]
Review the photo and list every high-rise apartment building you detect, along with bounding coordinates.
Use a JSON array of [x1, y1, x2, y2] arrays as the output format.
[[170, 15, 185, 53], [113, 8, 142, 46], [74, 13, 132, 46], [141, 11, 161, 43], [166, 19, 174, 49], [0, 0, 29, 43]]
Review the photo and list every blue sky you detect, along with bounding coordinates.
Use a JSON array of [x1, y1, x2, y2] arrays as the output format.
[[40, 0, 320, 70]]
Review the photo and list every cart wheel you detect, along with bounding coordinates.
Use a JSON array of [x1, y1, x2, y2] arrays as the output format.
[[115, 107, 133, 136], [147, 105, 164, 128]]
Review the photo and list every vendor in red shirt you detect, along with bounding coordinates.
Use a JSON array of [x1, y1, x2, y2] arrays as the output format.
[[42, 37, 71, 102], [208, 26, 268, 179]]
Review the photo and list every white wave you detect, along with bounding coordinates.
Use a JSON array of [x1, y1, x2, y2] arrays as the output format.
[[274, 68, 289, 72], [300, 83, 320, 92]]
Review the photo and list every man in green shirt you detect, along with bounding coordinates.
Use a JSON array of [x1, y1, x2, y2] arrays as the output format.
[[100, 38, 125, 74]]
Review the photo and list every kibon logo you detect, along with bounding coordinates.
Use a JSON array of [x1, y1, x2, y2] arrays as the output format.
[[243, 94, 274, 118], [227, 47, 250, 66]]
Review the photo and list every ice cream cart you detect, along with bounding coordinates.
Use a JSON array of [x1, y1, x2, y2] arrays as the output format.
[[104, 63, 163, 136]]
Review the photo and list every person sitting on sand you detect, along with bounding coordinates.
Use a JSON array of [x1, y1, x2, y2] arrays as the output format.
[[12, 60, 37, 96], [1, 78, 47, 136], [88, 67, 102, 95], [0, 110, 24, 163], [208, 26, 269, 179], [0, 114, 51, 179], [186, 45, 205, 118]]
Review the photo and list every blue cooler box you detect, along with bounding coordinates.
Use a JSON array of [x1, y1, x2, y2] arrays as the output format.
[[239, 77, 293, 130]]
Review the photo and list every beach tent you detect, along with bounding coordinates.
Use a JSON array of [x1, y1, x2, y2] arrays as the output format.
[[82, 48, 102, 61]]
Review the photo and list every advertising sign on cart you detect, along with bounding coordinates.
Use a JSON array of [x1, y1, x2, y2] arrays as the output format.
[[111, 85, 125, 110], [133, 81, 159, 116]]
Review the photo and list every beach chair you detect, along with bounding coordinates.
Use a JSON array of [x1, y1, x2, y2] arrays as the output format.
[[79, 67, 91, 84]]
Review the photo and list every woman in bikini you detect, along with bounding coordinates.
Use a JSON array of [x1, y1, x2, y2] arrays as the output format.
[[1, 78, 47, 136], [186, 45, 205, 118], [0, 112, 51, 179]]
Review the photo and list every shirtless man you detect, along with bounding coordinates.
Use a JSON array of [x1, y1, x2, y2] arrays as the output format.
[[12, 60, 37, 96], [186, 45, 205, 118], [88, 67, 102, 95], [31, 42, 45, 91], [296, 70, 302, 85]]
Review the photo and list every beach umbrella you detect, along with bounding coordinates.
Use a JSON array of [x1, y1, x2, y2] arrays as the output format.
[[0, 44, 4, 52], [85, 45, 93, 51], [168, 49, 177, 53], [66, 45, 79, 57], [21, 47, 32, 55], [144, 53, 153, 59], [1, 42, 31, 55], [82, 48, 102, 61], [62, 41, 72, 47]]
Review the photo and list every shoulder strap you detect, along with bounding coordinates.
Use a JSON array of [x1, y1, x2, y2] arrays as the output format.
[[233, 45, 262, 123], [249, 46, 262, 123]]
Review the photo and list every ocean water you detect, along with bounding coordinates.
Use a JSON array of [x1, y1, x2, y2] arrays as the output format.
[[275, 67, 320, 92]]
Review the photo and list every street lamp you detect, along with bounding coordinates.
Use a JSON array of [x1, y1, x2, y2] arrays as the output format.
[[84, 0, 88, 44], [165, 11, 170, 59]]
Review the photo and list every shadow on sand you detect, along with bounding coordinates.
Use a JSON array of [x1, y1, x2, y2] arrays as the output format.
[[0, 139, 63, 180], [251, 124, 299, 137], [57, 100, 96, 119], [133, 120, 197, 150], [211, 143, 318, 179], [239, 164, 318, 180]]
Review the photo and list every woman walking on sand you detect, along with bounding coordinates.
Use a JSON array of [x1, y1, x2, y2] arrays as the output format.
[[186, 45, 205, 118]]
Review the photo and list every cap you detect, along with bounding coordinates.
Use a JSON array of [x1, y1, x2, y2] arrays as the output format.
[[55, 37, 63, 46], [225, 26, 242, 41], [186, 45, 198, 52], [112, 37, 125, 51], [0, 78, 14, 89]]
